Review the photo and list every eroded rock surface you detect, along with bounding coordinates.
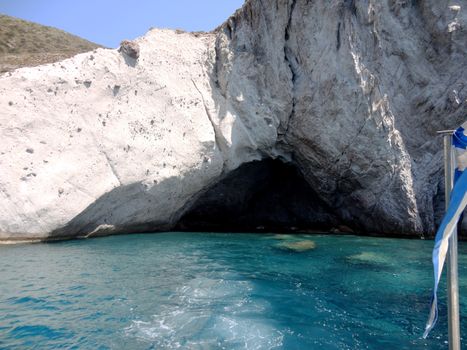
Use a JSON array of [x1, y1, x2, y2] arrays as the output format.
[[119, 40, 140, 60], [0, 0, 466, 241], [214, 0, 466, 235]]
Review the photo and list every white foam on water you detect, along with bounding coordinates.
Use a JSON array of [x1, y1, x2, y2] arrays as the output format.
[[124, 276, 283, 349], [212, 315, 283, 350]]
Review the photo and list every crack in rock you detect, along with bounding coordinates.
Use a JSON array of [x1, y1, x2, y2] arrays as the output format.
[[191, 78, 227, 173]]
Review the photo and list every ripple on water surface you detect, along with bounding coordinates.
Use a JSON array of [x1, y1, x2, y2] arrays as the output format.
[[0, 232, 466, 349]]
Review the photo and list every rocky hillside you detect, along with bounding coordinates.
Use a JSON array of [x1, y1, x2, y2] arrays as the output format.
[[0, 0, 465, 242], [0, 14, 101, 73]]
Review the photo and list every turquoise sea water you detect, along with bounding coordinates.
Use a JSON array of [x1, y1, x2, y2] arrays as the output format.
[[0, 233, 466, 349]]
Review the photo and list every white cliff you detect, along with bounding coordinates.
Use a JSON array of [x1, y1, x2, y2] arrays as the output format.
[[0, 29, 267, 241], [0, 0, 466, 241]]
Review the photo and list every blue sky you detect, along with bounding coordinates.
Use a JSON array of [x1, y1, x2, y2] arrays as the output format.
[[0, 0, 245, 47]]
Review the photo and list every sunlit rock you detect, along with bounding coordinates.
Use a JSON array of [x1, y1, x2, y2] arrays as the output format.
[[0, 0, 465, 241], [119, 39, 140, 60]]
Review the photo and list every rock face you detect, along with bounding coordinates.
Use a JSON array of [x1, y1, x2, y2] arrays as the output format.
[[0, 0, 466, 242], [119, 40, 140, 60]]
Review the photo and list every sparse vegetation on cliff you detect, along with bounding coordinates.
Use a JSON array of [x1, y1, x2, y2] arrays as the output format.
[[0, 14, 101, 73]]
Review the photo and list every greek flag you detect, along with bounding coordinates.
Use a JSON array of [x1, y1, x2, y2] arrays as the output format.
[[423, 123, 467, 338]]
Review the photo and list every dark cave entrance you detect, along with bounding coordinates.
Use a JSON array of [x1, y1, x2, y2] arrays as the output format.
[[176, 159, 339, 233]]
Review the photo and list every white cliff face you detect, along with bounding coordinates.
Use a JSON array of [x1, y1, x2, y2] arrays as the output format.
[[0, 0, 466, 241], [0, 29, 274, 241]]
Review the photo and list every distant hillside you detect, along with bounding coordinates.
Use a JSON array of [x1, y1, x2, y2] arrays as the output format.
[[0, 14, 102, 73]]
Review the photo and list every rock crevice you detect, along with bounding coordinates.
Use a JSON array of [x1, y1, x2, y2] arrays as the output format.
[[280, 0, 298, 142]]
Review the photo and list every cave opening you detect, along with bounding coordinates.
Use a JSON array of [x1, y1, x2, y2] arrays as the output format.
[[176, 159, 339, 233]]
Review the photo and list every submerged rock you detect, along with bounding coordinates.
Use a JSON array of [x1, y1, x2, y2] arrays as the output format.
[[272, 234, 294, 240], [0, 0, 465, 241], [347, 252, 391, 265], [275, 240, 316, 252]]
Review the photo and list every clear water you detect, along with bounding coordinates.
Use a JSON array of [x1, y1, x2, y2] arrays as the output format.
[[0, 233, 466, 350]]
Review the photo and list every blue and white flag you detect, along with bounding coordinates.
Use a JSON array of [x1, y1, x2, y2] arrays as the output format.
[[423, 123, 467, 338]]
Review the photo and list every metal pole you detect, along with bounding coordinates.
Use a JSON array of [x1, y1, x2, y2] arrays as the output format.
[[440, 131, 461, 350]]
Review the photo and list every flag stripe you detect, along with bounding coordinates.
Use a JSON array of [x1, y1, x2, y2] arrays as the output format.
[[423, 125, 467, 338]]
